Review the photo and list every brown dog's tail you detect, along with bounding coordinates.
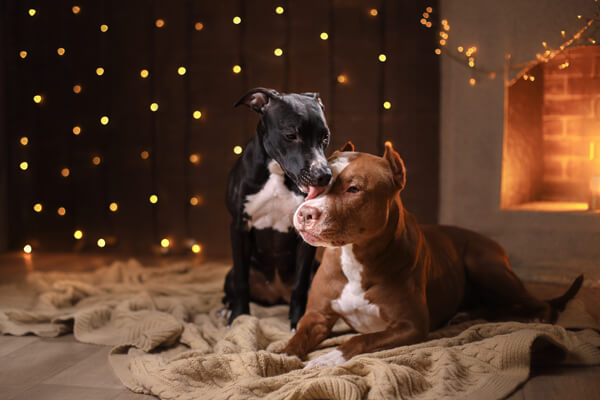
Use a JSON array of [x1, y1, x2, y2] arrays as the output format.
[[547, 274, 584, 317]]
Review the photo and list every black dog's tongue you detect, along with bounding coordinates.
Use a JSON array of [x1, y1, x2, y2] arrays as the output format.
[[305, 186, 326, 200]]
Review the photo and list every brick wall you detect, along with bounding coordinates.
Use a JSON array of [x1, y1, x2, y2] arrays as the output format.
[[542, 45, 600, 201]]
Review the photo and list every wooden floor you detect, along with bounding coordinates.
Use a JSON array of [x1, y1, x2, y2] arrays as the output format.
[[0, 252, 599, 400]]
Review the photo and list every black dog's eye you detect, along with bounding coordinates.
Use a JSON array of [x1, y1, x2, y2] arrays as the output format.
[[285, 133, 297, 141], [346, 186, 360, 193], [321, 132, 330, 146]]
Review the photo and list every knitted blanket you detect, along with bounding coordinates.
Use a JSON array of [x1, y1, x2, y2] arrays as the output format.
[[1, 259, 599, 400]]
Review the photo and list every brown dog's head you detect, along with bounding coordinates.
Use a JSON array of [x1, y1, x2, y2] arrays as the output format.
[[293, 141, 406, 247]]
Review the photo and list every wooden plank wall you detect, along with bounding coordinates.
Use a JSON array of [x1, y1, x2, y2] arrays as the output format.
[[3, 0, 439, 258]]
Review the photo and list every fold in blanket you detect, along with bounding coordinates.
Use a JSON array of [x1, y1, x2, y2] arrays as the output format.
[[1, 259, 599, 400]]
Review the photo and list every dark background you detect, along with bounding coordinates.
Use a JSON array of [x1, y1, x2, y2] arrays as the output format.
[[0, 0, 439, 259]]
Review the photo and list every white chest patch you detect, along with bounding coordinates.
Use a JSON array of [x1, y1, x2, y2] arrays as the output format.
[[330, 245, 388, 333], [244, 160, 305, 233]]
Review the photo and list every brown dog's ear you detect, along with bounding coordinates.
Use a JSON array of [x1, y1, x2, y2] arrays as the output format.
[[234, 88, 280, 114], [383, 141, 406, 190], [338, 141, 355, 152]]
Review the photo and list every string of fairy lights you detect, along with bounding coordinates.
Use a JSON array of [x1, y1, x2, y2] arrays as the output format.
[[421, 0, 600, 86], [16, 3, 395, 256]]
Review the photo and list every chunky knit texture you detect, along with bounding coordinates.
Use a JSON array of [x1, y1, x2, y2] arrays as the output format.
[[1, 259, 599, 400]]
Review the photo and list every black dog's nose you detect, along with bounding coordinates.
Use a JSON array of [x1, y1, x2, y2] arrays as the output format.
[[315, 167, 332, 187]]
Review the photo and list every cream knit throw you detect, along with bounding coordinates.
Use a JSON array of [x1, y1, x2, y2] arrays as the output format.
[[1, 259, 599, 400]]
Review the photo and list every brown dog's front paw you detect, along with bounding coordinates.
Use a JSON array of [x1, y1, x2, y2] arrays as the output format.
[[280, 342, 305, 359]]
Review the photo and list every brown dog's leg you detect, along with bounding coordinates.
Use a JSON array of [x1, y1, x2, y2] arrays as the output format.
[[281, 311, 338, 359]]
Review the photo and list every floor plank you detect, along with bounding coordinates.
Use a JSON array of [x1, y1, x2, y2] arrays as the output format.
[[0, 335, 39, 358], [8, 383, 122, 400]]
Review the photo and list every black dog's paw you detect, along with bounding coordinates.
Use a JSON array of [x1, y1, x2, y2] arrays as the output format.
[[227, 302, 250, 326]]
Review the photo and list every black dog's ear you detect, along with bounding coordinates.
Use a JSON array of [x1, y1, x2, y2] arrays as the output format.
[[339, 141, 355, 152], [301, 92, 324, 109], [234, 88, 280, 114]]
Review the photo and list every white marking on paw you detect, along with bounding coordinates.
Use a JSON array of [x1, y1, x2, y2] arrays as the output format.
[[244, 160, 305, 233], [304, 349, 346, 368], [331, 245, 388, 333]]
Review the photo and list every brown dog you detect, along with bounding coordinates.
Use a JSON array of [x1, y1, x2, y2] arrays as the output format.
[[282, 142, 583, 368]]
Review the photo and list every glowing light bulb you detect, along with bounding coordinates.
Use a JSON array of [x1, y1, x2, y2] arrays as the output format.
[[177, 66, 187, 75], [337, 74, 348, 84], [33, 95, 42, 103], [275, 6, 284, 14], [193, 110, 202, 119], [469, 78, 476, 86], [320, 32, 329, 40], [20, 161, 29, 171], [434, 48, 441, 55], [189, 154, 201, 164], [194, 22, 204, 31], [28, 9, 36, 16], [155, 19, 165, 28], [160, 238, 170, 248], [457, 46, 464, 53], [20, 137, 29, 146], [57, 207, 66, 216], [19, 50, 27, 59], [61, 168, 70, 177], [232, 65, 242, 74], [33, 203, 42, 212], [274, 48, 283, 56], [74, 230, 83, 240], [150, 102, 159, 112], [97, 238, 106, 248], [426, 6, 433, 13], [73, 126, 81, 135], [378, 53, 387, 62], [72, 6, 80, 14], [100, 116, 109, 125], [73, 84, 82, 94], [140, 69, 149, 78], [140, 150, 150, 159], [189, 195, 204, 207], [191, 244, 202, 253], [100, 24, 108, 32], [233, 16, 242, 24], [24, 244, 32, 254], [369, 8, 378, 16], [383, 101, 392, 110], [233, 145, 243, 155], [149, 194, 158, 204], [57, 47, 66, 55], [96, 67, 105, 76], [109, 202, 118, 212], [92, 156, 101, 165]]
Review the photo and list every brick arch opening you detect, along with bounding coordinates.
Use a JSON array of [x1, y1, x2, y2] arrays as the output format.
[[501, 45, 600, 211]]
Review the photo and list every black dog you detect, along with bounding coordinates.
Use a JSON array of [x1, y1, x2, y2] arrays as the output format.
[[224, 88, 332, 329]]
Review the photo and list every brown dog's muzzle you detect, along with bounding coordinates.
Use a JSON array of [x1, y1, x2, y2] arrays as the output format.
[[296, 205, 321, 230]]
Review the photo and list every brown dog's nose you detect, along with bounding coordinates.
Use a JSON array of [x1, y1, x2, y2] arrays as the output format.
[[297, 206, 321, 227]]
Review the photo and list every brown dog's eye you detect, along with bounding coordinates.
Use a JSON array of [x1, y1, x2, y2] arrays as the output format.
[[346, 186, 359, 193]]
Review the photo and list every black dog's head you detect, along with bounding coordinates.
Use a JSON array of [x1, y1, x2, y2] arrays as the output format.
[[235, 87, 332, 199]]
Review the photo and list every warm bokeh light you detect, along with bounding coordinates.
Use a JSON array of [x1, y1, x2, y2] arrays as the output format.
[[72, 5, 80, 14], [140, 69, 149, 78], [28, 9, 36, 17], [73, 84, 82, 94], [161, 238, 170, 248], [337, 74, 348, 84], [96, 67, 105, 76], [33, 94, 42, 103], [320, 32, 329, 40], [369, 8, 378, 16], [469, 78, 477, 86], [74, 230, 83, 240], [383, 101, 392, 109], [19, 50, 27, 59], [109, 202, 118, 212], [24, 244, 32, 254], [193, 110, 202, 119], [233, 145, 243, 155], [233, 16, 241, 24], [149, 194, 158, 204], [100, 24, 108, 32], [97, 238, 106, 248], [274, 48, 283, 56], [189, 195, 204, 206], [61, 168, 70, 177], [232, 65, 242, 74], [140, 150, 150, 159], [20, 137, 29, 146], [33, 203, 42, 212], [194, 22, 204, 31], [19, 161, 29, 171], [57, 207, 66, 216], [155, 19, 165, 28], [378, 53, 387, 62], [177, 66, 187, 75], [189, 154, 201, 165], [73, 126, 81, 135], [92, 156, 101, 165], [57, 47, 66, 56], [191, 243, 202, 254], [434, 48, 441, 55], [275, 6, 284, 14], [100, 116, 109, 125], [150, 102, 159, 112]]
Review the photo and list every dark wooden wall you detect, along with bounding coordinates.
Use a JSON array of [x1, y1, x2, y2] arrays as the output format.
[[2, 0, 439, 258]]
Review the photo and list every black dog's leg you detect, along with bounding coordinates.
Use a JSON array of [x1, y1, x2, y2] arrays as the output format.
[[289, 241, 317, 330], [228, 222, 251, 325]]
